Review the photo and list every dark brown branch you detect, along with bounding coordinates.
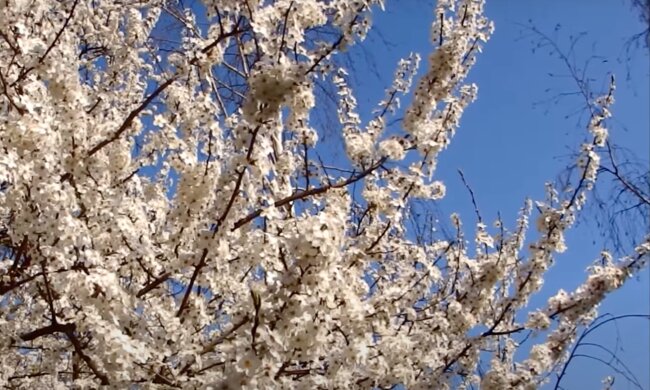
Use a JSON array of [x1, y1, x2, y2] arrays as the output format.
[[198, 22, 244, 56], [86, 23, 245, 158], [233, 157, 387, 230], [20, 322, 75, 341], [87, 77, 176, 157], [176, 123, 263, 316], [136, 271, 171, 298], [277, 1, 294, 61], [19, 320, 110, 384], [365, 221, 391, 253], [65, 329, 110, 385], [0, 70, 24, 115], [11, 0, 80, 87], [250, 289, 262, 353], [176, 249, 208, 317], [178, 315, 250, 376], [0, 29, 19, 53], [8, 372, 51, 381]]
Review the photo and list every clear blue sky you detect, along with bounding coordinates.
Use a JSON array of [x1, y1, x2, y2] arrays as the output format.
[[343, 1, 649, 388]]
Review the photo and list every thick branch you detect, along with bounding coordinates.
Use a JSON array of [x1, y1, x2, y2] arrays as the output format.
[[136, 271, 171, 298], [65, 329, 110, 385], [20, 322, 75, 342], [19, 322, 109, 384]]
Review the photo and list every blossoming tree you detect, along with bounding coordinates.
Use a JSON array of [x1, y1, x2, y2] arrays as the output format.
[[0, 0, 647, 388]]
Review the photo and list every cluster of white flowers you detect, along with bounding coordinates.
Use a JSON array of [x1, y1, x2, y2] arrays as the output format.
[[0, 0, 645, 388]]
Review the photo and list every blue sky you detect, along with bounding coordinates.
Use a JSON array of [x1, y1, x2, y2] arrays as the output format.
[[341, 1, 649, 388]]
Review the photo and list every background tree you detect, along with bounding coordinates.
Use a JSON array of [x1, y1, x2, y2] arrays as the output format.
[[0, 0, 647, 389]]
